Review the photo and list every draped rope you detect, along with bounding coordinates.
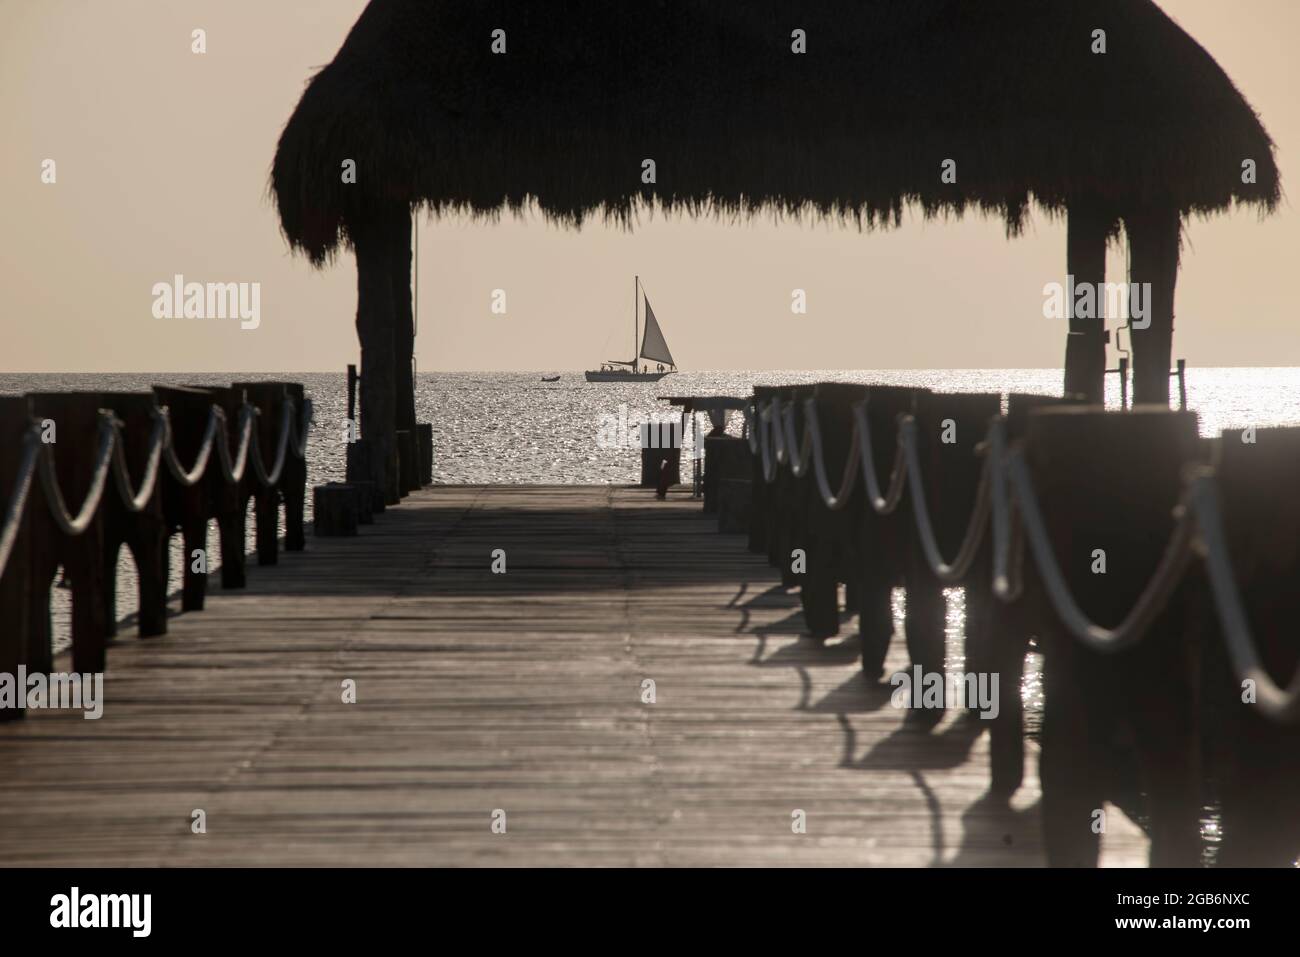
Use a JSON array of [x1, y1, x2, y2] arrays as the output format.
[[38, 414, 117, 537], [162, 405, 220, 487], [802, 398, 858, 510], [748, 393, 1300, 723], [898, 415, 992, 583], [779, 402, 814, 477], [850, 401, 907, 515], [1005, 447, 1199, 653], [0, 393, 313, 581], [249, 401, 295, 488], [0, 427, 41, 579], [1189, 473, 1300, 723], [108, 411, 166, 513], [214, 405, 255, 485]]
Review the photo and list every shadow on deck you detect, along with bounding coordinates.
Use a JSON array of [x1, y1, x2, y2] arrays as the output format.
[[0, 485, 1148, 866]]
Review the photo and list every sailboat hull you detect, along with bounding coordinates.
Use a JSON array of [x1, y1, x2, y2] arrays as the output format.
[[584, 370, 674, 383]]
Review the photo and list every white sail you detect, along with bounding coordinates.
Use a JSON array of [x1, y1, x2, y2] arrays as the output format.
[[639, 296, 675, 366]]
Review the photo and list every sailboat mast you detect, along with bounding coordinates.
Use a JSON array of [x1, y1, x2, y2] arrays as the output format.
[[634, 275, 639, 370]]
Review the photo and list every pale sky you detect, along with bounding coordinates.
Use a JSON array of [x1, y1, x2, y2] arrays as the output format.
[[1, 0, 1295, 373]]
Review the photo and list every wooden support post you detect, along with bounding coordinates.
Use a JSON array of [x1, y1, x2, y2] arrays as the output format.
[[1126, 206, 1181, 407], [774, 386, 816, 590], [233, 382, 287, 567], [347, 480, 377, 524], [984, 394, 1079, 795], [1063, 202, 1113, 404], [416, 423, 433, 486], [282, 382, 308, 551], [800, 383, 868, 641], [196, 385, 249, 590], [854, 385, 923, 677], [716, 479, 752, 533], [706, 437, 753, 531], [0, 397, 34, 721], [99, 392, 168, 638], [747, 387, 775, 555], [395, 428, 418, 496], [155, 386, 217, 612], [346, 364, 358, 427], [902, 390, 1001, 719], [1025, 407, 1203, 866], [391, 207, 417, 435], [345, 439, 384, 514], [351, 214, 400, 505], [1206, 426, 1300, 866], [26, 394, 109, 675]]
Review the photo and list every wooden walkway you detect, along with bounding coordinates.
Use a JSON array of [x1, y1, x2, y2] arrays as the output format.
[[0, 485, 1147, 866]]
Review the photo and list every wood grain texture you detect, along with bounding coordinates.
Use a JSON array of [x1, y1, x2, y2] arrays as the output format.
[[0, 484, 1148, 866]]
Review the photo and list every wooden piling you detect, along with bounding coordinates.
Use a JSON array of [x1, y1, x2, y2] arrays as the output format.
[[395, 428, 418, 496], [153, 386, 219, 612], [97, 392, 168, 639], [903, 390, 1001, 716], [1199, 426, 1300, 866], [24, 393, 109, 674], [0, 397, 35, 720], [747, 386, 777, 555], [192, 384, 250, 590], [705, 437, 751, 531], [233, 382, 289, 567], [416, 423, 433, 486], [853, 385, 925, 679], [1126, 206, 1181, 406], [346, 438, 385, 514], [281, 382, 308, 551], [772, 386, 815, 590], [799, 383, 868, 641], [984, 392, 1081, 796], [1063, 202, 1115, 404], [1024, 405, 1203, 867]]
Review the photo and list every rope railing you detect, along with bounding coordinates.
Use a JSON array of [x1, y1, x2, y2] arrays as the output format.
[[161, 405, 221, 488], [0, 427, 41, 579], [38, 414, 117, 537], [249, 401, 295, 488], [0, 395, 311, 581], [743, 393, 1300, 723], [108, 412, 166, 513], [898, 415, 992, 584], [1189, 474, 1300, 723]]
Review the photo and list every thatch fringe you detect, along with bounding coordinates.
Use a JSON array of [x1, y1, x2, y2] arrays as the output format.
[[272, 0, 1280, 265]]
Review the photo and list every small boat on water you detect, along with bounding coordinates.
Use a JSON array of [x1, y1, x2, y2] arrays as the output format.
[[585, 276, 678, 383], [541, 375, 561, 382]]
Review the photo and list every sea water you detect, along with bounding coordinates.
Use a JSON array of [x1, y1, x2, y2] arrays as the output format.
[[4, 368, 1300, 651]]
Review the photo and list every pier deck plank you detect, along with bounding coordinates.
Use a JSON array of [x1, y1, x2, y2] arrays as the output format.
[[0, 485, 1148, 866]]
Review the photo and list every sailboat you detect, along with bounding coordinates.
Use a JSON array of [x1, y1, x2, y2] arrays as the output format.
[[585, 276, 679, 382]]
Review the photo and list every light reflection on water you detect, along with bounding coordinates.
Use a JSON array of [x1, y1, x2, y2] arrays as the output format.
[[9, 367, 1298, 652]]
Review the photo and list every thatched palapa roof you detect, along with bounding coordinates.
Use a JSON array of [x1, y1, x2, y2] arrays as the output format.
[[272, 0, 1280, 264]]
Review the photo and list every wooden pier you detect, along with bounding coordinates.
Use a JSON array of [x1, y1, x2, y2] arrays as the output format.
[[0, 484, 1147, 867]]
